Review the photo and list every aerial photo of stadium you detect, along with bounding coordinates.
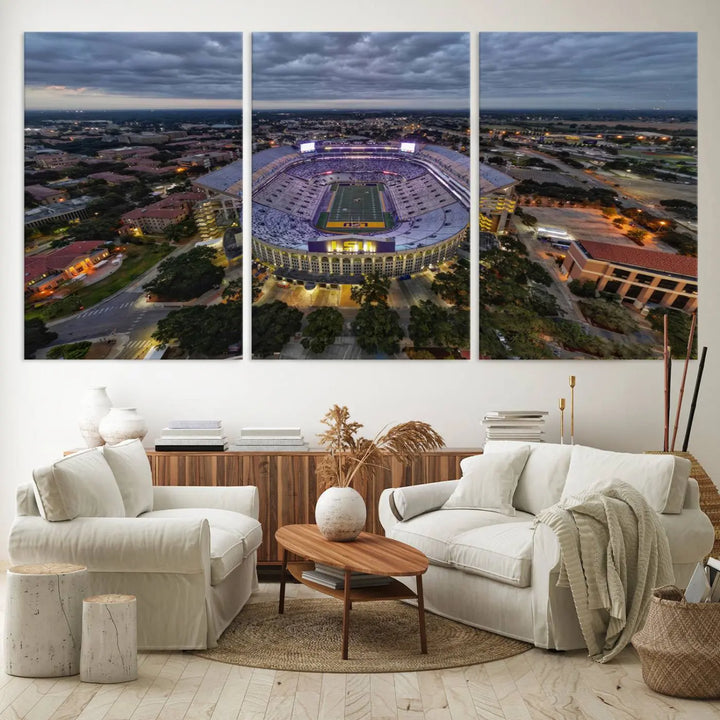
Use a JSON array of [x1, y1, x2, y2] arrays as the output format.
[[248, 32, 471, 359], [251, 141, 469, 280]]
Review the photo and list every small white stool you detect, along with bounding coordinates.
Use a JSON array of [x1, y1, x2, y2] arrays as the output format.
[[4, 563, 87, 677], [80, 594, 138, 683]]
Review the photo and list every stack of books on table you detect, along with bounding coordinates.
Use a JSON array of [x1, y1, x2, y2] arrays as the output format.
[[482, 411, 548, 442], [230, 427, 309, 452], [154, 421, 227, 452], [301, 563, 391, 590]]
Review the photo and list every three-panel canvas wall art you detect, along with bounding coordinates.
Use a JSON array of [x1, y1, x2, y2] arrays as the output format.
[[23, 32, 697, 360]]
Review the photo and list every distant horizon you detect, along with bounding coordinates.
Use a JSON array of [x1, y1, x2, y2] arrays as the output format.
[[24, 106, 695, 117]]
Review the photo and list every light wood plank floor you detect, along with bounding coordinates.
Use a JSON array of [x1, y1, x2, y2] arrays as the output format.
[[1, 572, 718, 720]]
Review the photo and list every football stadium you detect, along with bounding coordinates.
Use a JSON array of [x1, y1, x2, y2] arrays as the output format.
[[194, 141, 516, 282]]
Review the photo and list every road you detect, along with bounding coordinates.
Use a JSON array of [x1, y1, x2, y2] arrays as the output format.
[[45, 241, 221, 359]]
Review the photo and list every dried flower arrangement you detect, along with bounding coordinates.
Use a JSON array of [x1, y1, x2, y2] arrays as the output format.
[[316, 405, 445, 488]]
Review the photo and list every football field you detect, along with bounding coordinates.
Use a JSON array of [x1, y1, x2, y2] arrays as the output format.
[[325, 183, 389, 229]]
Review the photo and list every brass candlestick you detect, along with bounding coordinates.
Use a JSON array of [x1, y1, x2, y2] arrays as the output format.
[[569, 375, 576, 445], [559, 397, 566, 445]]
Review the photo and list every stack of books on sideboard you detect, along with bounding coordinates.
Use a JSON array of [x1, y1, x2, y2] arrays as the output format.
[[155, 421, 227, 451], [230, 427, 309, 452], [482, 410, 548, 442]]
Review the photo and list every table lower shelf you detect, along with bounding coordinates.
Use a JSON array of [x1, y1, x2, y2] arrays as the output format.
[[287, 561, 418, 603]]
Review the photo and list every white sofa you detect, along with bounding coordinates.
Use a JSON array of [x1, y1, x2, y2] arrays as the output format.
[[379, 442, 715, 651], [8, 440, 262, 651]]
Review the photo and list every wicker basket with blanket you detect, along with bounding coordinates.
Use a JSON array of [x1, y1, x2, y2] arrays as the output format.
[[632, 585, 720, 698]]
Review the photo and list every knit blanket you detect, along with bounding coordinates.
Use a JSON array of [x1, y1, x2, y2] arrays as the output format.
[[535, 480, 674, 663]]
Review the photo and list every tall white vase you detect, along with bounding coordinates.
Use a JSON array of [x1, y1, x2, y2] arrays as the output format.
[[98, 408, 148, 446], [78, 387, 113, 448], [315, 486, 366, 541]]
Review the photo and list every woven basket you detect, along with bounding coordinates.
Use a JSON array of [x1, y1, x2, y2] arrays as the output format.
[[632, 585, 720, 698]]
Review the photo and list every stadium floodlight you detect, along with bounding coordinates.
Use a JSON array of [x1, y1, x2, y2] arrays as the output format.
[[400, 142, 416, 153], [299, 142, 316, 153]]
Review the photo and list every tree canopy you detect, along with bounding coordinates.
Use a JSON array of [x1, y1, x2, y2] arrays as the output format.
[[143, 246, 224, 301], [408, 301, 468, 350], [252, 301, 303, 357], [24, 318, 58, 359], [301, 307, 344, 354], [152, 300, 243, 357], [351, 302, 403, 356], [431, 259, 470, 308], [350, 273, 390, 305]]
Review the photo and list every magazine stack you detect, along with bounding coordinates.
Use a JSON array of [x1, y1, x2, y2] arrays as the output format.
[[231, 427, 308, 452], [482, 410, 548, 443], [154, 420, 227, 451], [301, 563, 391, 590]]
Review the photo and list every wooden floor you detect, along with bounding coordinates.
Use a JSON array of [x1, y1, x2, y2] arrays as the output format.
[[1, 572, 719, 719]]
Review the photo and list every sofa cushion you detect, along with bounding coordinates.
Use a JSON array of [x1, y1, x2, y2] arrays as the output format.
[[207, 528, 248, 585], [444, 446, 530, 515], [449, 522, 535, 587], [32, 448, 125, 521], [101, 439, 154, 517], [562, 445, 690, 514], [389, 508, 534, 567], [141, 508, 262, 585], [484, 441, 572, 515]]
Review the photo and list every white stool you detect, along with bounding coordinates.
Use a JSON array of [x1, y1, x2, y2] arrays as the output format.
[[4, 563, 87, 677], [80, 594, 138, 683]]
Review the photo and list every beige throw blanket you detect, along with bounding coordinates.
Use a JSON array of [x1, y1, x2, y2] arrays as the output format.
[[535, 480, 674, 663]]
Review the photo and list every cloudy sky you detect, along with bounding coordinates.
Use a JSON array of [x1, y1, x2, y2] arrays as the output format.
[[480, 32, 697, 111], [25, 33, 242, 110], [252, 33, 469, 110]]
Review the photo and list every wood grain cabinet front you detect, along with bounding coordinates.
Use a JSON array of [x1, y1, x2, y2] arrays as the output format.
[[147, 449, 479, 565]]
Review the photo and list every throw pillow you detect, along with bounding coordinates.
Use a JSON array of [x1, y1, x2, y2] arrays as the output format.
[[483, 441, 572, 514], [443, 446, 530, 515], [101, 438, 154, 517], [561, 445, 690, 514], [32, 448, 125, 521]]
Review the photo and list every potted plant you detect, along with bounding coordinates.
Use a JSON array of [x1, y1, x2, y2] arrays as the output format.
[[315, 405, 444, 540]]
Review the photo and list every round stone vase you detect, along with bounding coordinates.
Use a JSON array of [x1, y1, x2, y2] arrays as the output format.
[[98, 408, 148, 446], [315, 486, 366, 541], [78, 387, 113, 448]]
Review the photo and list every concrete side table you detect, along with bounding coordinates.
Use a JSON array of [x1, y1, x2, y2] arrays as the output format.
[[80, 594, 138, 683], [4, 563, 87, 677]]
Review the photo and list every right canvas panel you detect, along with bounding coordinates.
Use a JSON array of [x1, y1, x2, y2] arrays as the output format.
[[479, 32, 697, 359]]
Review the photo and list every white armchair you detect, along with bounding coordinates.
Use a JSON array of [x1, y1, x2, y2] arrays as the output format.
[[8, 442, 262, 650]]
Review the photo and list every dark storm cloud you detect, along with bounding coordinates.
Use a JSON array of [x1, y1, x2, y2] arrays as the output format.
[[480, 32, 697, 110], [252, 32, 469, 107], [25, 32, 242, 100]]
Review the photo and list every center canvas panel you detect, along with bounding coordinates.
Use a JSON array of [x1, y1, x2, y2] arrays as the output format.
[[251, 32, 470, 359]]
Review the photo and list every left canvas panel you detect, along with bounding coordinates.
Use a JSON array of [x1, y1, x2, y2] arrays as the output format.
[[24, 32, 243, 360]]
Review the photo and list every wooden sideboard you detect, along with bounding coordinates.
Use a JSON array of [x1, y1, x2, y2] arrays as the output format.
[[147, 449, 480, 565]]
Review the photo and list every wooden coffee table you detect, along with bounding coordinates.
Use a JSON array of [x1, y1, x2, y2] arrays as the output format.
[[275, 524, 429, 660]]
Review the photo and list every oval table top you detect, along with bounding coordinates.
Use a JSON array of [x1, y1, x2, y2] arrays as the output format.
[[275, 524, 428, 576]]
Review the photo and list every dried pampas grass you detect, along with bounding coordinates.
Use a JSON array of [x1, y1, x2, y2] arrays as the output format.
[[317, 405, 444, 488]]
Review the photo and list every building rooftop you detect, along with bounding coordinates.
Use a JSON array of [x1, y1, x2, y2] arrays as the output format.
[[479, 164, 516, 194], [193, 160, 244, 195], [577, 240, 697, 279], [25, 241, 106, 282], [26, 184, 63, 199]]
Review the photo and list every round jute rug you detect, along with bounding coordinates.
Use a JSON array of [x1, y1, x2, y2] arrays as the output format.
[[192, 599, 531, 673]]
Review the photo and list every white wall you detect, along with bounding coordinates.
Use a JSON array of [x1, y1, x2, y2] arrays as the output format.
[[1, 0, 718, 561]]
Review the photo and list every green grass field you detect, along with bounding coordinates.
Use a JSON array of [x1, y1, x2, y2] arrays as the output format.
[[328, 184, 385, 225]]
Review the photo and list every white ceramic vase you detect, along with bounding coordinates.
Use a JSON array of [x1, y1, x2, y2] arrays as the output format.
[[78, 387, 113, 448], [315, 486, 366, 541], [98, 408, 148, 446]]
